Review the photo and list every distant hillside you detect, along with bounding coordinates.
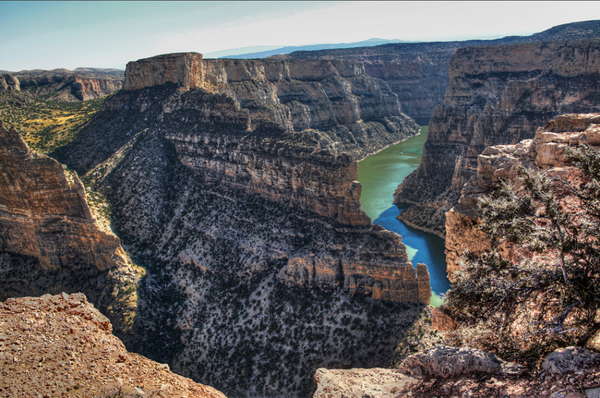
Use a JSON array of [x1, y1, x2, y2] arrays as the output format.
[[0, 67, 124, 80]]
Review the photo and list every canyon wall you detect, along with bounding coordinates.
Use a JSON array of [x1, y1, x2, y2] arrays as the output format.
[[394, 39, 600, 238], [278, 20, 600, 119], [445, 112, 600, 278], [52, 52, 429, 397], [0, 120, 142, 334], [1, 68, 123, 101], [123, 54, 420, 161]]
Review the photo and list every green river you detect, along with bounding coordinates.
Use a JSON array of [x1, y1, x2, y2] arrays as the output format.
[[357, 123, 450, 306]]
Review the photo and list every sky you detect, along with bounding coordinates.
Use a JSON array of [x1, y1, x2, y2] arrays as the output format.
[[0, 1, 598, 72]]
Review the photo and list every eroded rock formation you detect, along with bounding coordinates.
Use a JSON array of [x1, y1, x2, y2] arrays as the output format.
[[277, 21, 600, 119], [0, 120, 142, 333], [3, 68, 123, 101], [445, 113, 600, 278], [395, 40, 600, 238], [52, 52, 428, 397], [0, 74, 20, 92], [0, 293, 226, 398]]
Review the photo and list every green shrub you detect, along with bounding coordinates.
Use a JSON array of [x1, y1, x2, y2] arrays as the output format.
[[446, 144, 600, 363]]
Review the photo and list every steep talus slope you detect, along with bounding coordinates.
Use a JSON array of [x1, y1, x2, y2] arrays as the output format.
[[0, 120, 143, 334], [279, 20, 600, 119], [53, 52, 428, 397], [0, 293, 226, 398], [1, 68, 123, 101], [394, 39, 600, 237], [445, 112, 600, 278]]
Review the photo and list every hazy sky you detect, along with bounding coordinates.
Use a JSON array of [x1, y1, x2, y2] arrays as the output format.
[[1, 1, 598, 71]]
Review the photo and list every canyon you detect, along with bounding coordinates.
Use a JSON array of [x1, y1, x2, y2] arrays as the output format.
[[2, 20, 600, 398], [276, 20, 600, 120], [43, 52, 428, 397], [394, 39, 600, 237]]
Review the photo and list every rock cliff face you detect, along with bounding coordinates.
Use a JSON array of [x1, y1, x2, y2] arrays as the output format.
[[394, 40, 600, 238], [122, 53, 419, 161], [3, 68, 123, 101], [0, 120, 142, 334], [0, 74, 20, 92], [52, 52, 428, 398], [445, 113, 600, 278], [278, 20, 600, 119], [0, 293, 226, 398]]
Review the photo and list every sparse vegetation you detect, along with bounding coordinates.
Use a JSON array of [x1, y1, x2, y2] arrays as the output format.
[[0, 91, 104, 153], [445, 144, 600, 364]]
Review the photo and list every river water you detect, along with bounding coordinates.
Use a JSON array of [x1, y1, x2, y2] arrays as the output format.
[[357, 122, 450, 306]]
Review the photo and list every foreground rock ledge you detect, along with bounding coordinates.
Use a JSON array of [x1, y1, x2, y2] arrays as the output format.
[[0, 293, 226, 398]]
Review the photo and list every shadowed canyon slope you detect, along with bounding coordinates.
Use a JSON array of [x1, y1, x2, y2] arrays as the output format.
[[0, 121, 142, 334], [394, 39, 600, 237], [278, 20, 600, 119], [52, 52, 429, 397]]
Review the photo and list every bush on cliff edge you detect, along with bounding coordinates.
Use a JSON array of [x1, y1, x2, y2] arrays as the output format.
[[445, 144, 600, 364]]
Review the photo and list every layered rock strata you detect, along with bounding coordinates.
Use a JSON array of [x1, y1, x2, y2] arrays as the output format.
[[0, 120, 142, 333], [3, 68, 123, 101], [124, 53, 420, 159], [0, 293, 226, 398], [445, 113, 600, 278], [394, 39, 600, 238], [279, 20, 600, 119], [52, 52, 429, 397]]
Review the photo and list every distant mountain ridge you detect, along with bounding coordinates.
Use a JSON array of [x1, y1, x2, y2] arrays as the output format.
[[217, 38, 414, 59], [0, 67, 124, 80]]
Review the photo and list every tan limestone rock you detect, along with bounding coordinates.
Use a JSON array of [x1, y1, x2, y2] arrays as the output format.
[[0, 294, 226, 398], [124, 52, 205, 91], [395, 40, 600, 236], [312, 368, 418, 398], [445, 113, 600, 279], [0, 120, 142, 333]]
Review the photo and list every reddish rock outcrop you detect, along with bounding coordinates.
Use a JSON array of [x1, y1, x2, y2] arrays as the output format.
[[395, 40, 600, 238], [445, 113, 600, 278], [0, 120, 142, 333], [0, 293, 226, 398]]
